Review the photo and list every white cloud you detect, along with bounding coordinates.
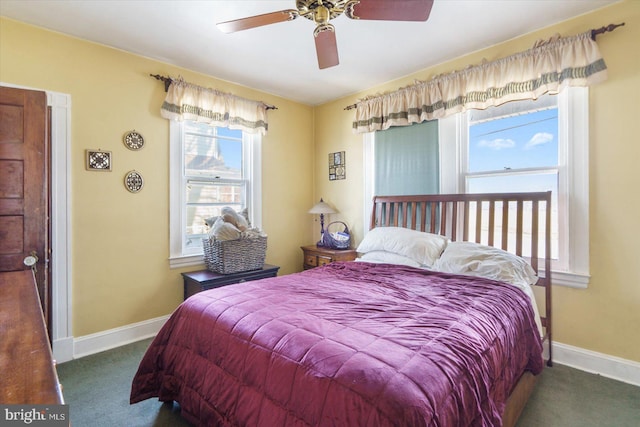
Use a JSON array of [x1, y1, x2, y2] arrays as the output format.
[[525, 132, 554, 150], [478, 138, 515, 150]]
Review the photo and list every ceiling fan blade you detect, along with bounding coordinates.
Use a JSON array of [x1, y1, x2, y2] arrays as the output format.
[[346, 0, 434, 21], [314, 24, 339, 69], [217, 9, 299, 33]]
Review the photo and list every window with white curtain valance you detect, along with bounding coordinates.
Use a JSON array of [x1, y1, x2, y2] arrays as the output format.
[[353, 30, 607, 133], [161, 78, 269, 135]]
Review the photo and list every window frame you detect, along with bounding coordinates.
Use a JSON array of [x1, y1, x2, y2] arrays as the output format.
[[364, 87, 590, 288], [463, 96, 562, 264], [169, 120, 262, 268]]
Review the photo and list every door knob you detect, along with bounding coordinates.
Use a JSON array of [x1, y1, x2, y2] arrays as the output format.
[[24, 251, 39, 270]]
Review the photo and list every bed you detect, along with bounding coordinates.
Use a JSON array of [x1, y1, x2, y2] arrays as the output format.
[[131, 192, 552, 426]]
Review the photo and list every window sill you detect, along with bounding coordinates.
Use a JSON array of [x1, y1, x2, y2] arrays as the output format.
[[169, 254, 205, 269], [551, 270, 590, 289]]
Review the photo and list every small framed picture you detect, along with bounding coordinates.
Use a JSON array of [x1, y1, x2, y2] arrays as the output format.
[[329, 151, 346, 180], [86, 149, 112, 171]]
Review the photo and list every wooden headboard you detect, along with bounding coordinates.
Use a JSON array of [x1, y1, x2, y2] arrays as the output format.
[[370, 192, 552, 366]]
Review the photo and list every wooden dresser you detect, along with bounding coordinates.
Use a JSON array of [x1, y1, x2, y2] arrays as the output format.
[[0, 270, 64, 404]]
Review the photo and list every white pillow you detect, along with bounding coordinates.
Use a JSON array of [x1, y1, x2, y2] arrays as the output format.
[[432, 241, 538, 288], [356, 227, 448, 267], [357, 251, 422, 268]]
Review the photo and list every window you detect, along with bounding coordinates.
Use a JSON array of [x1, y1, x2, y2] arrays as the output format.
[[365, 87, 590, 287], [464, 95, 560, 261], [170, 121, 262, 267]]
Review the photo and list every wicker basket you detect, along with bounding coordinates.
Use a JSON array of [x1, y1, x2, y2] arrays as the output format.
[[202, 235, 267, 274], [320, 221, 351, 250]]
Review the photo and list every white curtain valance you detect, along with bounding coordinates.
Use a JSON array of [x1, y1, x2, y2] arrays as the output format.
[[353, 31, 607, 133], [161, 78, 269, 135]]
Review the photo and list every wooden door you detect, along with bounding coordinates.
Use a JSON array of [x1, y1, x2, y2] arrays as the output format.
[[0, 86, 49, 329]]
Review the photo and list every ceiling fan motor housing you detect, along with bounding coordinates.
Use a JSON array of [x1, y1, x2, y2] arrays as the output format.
[[297, 0, 353, 22]]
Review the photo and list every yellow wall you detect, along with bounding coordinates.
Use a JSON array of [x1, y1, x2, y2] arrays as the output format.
[[314, 0, 640, 362], [2, 0, 639, 363], [0, 18, 315, 336]]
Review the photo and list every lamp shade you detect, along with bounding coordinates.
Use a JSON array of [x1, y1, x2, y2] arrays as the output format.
[[308, 198, 337, 214]]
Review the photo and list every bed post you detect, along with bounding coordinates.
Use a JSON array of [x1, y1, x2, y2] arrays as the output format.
[[545, 190, 553, 367]]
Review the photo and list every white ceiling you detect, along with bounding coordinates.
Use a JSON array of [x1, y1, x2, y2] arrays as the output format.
[[0, 0, 619, 106]]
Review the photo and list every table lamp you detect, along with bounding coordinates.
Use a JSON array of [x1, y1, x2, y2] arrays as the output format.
[[308, 198, 337, 246]]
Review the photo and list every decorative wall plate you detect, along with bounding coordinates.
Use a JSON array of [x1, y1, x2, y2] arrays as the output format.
[[124, 170, 144, 193], [123, 130, 145, 150], [86, 149, 112, 171]]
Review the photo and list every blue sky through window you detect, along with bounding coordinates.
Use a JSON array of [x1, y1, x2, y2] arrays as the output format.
[[215, 127, 243, 170], [468, 108, 558, 194], [469, 108, 558, 172]]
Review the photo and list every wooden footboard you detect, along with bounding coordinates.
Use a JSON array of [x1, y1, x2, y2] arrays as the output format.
[[502, 371, 539, 427]]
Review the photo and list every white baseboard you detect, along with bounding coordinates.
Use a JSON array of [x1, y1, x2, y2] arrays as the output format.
[[71, 315, 170, 360], [52, 337, 75, 364], [552, 341, 640, 387]]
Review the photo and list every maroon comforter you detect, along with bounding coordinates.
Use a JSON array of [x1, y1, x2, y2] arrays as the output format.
[[130, 262, 543, 426]]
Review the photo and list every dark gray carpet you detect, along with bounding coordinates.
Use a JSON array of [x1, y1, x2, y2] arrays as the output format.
[[57, 338, 640, 426], [57, 338, 189, 427]]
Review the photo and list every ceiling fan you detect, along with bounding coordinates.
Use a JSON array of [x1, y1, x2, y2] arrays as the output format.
[[216, 0, 434, 69]]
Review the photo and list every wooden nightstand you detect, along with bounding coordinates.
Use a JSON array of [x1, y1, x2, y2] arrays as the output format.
[[301, 245, 357, 270], [181, 264, 280, 300]]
